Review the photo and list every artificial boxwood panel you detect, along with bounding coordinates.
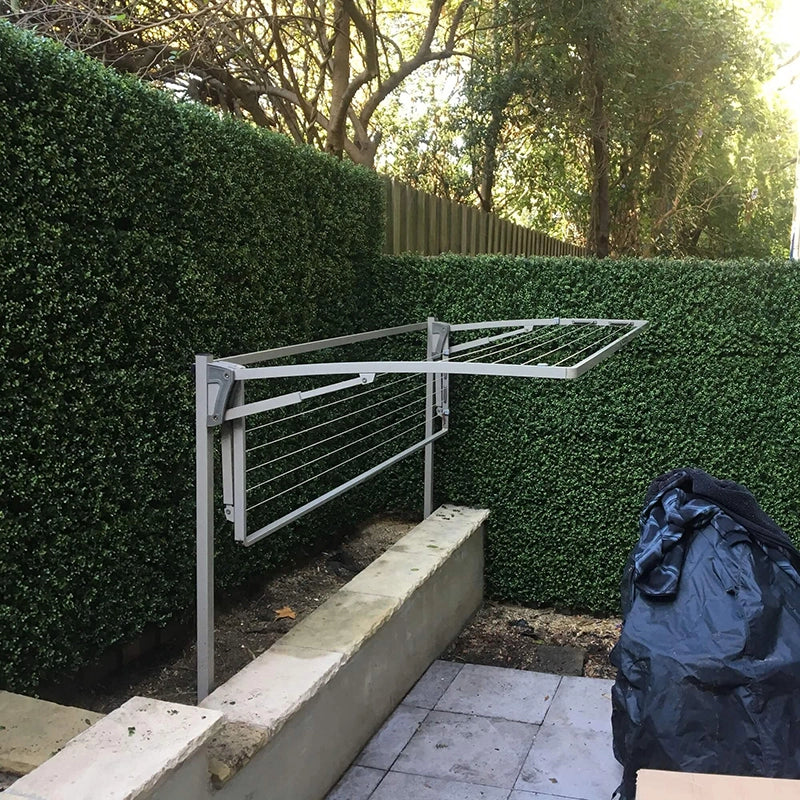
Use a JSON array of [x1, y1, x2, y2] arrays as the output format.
[[3, 21, 800, 692], [0, 22, 384, 690], [365, 255, 800, 612]]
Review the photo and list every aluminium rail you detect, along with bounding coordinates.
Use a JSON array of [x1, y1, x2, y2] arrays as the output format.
[[195, 316, 647, 700]]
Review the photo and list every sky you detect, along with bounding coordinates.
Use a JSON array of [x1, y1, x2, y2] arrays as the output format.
[[770, 0, 800, 257], [771, 0, 800, 47], [769, 0, 800, 119]]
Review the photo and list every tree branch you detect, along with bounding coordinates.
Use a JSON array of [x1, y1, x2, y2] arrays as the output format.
[[359, 0, 470, 130]]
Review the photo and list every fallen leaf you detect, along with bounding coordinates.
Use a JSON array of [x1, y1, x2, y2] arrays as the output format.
[[274, 606, 296, 620]]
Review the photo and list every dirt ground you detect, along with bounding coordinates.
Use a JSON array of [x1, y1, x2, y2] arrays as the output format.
[[51, 515, 621, 715], [444, 600, 621, 679]]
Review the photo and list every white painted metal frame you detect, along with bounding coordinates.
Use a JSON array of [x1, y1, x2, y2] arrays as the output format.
[[195, 316, 647, 700]]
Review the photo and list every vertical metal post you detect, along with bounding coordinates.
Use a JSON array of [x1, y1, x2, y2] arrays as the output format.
[[196, 354, 215, 702], [231, 381, 247, 542], [792, 135, 800, 259], [442, 328, 450, 434], [424, 318, 435, 517]]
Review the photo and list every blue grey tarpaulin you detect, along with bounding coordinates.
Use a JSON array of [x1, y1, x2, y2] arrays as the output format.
[[610, 468, 800, 799]]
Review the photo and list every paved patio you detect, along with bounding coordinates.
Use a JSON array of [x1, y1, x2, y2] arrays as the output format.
[[325, 660, 621, 800]]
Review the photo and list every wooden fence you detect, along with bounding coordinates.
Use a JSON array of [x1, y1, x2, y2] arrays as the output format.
[[382, 177, 587, 257]]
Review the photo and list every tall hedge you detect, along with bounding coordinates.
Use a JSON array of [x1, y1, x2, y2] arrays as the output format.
[[0, 23, 384, 690], [367, 255, 800, 612], [3, 23, 800, 695]]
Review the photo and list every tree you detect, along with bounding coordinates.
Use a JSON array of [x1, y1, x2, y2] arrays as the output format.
[[605, 0, 792, 257], [460, 0, 576, 216], [4, 0, 471, 167], [382, 0, 616, 254], [386, 0, 795, 258], [374, 66, 474, 201]]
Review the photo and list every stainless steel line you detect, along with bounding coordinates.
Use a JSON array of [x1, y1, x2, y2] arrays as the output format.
[[499, 326, 599, 366], [245, 407, 428, 494], [447, 325, 530, 355], [241, 429, 448, 546], [245, 381, 427, 454], [246, 393, 429, 472], [448, 325, 569, 361], [550, 328, 620, 366], [469, 325, 584, 363], [492, 324, 596, 364], [245, 373, 421, 434], [446, 328, 548, 362], [246, 420, 429, 512]]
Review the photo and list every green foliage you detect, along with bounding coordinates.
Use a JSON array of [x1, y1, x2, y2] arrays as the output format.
[[604, 0, 793, 257], [367, 254, 800, 612], [374, 69, 475, 203], [380, 0, 796, 258], [2, 19, 798, 695], [0, 22, 384, 691]]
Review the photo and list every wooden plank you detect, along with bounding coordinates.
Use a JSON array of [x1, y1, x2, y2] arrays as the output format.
[[638, 770, 800, 800], [383, 177, 393, 254], [470, 207, 479, 255], [439, 197, 449, 254], [417, 190, 427, 254], [391, 180, 403, 255], [405, 184, 416, 253], [428, 193, 438, 255]]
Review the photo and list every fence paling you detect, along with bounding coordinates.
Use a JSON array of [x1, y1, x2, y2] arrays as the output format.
[[381, 176, 588, 257]]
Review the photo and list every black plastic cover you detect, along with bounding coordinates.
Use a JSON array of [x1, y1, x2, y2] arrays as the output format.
[[610, 468, 800, 799]]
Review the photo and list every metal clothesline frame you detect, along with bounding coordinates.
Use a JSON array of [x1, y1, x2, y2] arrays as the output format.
[[195, 315, 647, 701]]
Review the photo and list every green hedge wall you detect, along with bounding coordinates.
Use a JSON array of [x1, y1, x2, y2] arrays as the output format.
[[367, 255, 800, 612], [0, 23, 384, 690], [3, 22, 800, 694]]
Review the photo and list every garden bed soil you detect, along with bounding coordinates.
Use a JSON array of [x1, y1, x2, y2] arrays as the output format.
[[42, 514, 621, 716]]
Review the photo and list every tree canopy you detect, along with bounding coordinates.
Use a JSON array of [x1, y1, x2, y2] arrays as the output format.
[[381, 0, 796, 257], [4, 0, 796, 257], [5, 0, 472, 167]]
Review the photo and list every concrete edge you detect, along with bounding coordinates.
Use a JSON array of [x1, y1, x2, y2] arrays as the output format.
[[4, 698, 224, 800], [202, 504, 489, 795], [0, 692, 104, 776]]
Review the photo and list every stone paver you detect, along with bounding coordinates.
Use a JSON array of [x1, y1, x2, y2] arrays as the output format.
[[5, 697, 223, 800], [355, 705, 428, 770], [515, 724, 622, 799], [323, 661, 622, 800], [326, 765, 384, 800], [436, 664, 561, 725], [541, 676, 614, 733], [371, 772, 510, 799], [403, 661, 463, 709], [0, 691, 104, 775], [393, 710, 538, 788]]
